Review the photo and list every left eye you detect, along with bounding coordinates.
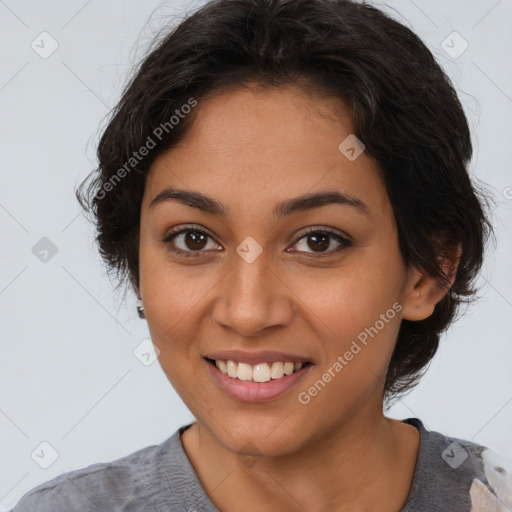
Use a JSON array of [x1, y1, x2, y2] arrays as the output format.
[[162, 226, 351, 258], [289, 229, 352, 255]]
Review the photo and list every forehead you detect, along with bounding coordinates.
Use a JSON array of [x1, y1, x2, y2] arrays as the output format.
[[180, 84, 354, 149], [142, 85, 388, 219]]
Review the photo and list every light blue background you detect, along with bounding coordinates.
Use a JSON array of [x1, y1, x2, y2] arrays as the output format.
[[1, 0, 511, 509]]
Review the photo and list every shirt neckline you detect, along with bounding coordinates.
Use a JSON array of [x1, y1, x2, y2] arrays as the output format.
[[398, 417, 430, 511]]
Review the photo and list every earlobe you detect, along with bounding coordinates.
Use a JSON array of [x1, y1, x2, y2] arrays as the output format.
[[401, 244, 461, 321]]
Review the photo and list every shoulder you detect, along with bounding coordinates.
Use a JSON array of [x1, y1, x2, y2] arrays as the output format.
[[402, 418, 512, 512], [9, 430, 183, 512]]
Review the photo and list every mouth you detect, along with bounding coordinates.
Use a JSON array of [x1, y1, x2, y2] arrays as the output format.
[[204, 357, 312, 383], [203, 354, 314, 402]]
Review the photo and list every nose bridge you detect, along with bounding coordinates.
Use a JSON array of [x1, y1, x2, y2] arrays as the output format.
[[213, 245, 292, 334], [231, 250, 271, 302]]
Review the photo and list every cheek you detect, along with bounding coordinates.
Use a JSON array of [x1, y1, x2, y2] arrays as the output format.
[[139, 240, 210, 328], [293, 290, 402, 432], [291, 256, 403, 338], [139, 245, 205, 371], [289, 254, 404, 394]]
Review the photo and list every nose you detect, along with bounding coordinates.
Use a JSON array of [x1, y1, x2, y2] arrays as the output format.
[[211, 249, 294, 337]]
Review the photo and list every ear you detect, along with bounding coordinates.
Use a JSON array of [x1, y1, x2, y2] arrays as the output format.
[[401, 244, 462, 321]]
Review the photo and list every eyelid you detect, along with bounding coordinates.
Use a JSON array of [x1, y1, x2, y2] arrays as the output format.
[[164, 223, 217, 240], [292, 225, 351, 243]]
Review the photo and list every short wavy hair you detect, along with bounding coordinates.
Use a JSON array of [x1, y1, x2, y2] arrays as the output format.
[[76, 0, 493, 401]]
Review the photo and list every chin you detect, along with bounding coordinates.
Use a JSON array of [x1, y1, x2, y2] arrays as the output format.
[[202, 413, 311, 458]]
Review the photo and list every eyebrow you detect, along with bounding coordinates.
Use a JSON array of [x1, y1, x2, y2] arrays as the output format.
[[148, 186, 369, 218]]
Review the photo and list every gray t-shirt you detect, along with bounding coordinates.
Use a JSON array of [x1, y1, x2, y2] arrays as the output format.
[[10, 418, 512, 511]]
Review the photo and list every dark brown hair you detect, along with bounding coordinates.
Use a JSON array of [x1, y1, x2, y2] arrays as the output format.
[[76, 0, 494, 401]]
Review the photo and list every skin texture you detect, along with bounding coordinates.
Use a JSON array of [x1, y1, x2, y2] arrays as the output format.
[[138, 85, 456, 511]]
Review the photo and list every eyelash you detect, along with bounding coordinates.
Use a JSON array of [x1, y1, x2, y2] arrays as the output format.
[[161, 224, 352, 259]]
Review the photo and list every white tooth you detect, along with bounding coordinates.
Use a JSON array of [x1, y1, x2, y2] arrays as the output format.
[[237, 362, 253, 381], [223, 360, 298, 382], [226, 360, 238, 378], [283, 362, 294, 375], [270, 361, 284, 379], [253, 363, 271, 382]]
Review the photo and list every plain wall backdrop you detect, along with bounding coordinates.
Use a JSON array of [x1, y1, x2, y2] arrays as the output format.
[[1, 0, 511, 509]]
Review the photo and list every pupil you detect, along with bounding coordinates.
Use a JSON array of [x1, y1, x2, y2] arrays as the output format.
[[186, 231, 207, 250], [308, 234, 329, 252]]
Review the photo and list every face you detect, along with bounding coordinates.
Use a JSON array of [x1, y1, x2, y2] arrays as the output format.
[[139, 85, 422, 457]]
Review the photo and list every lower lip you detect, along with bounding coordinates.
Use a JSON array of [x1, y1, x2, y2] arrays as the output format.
[[206, 359, 313, 402]]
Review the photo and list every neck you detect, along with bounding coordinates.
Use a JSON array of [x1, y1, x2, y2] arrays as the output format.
[[181, 406, 420, 512]]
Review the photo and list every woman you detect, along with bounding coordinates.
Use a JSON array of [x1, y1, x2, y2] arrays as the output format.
[[11, 0, 511, 510]]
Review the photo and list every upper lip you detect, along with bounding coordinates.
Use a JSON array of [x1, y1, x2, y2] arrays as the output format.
[[204, 350, 313, 365]]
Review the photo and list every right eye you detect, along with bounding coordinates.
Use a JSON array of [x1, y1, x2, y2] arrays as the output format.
[[162, 225, 222, 258]]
